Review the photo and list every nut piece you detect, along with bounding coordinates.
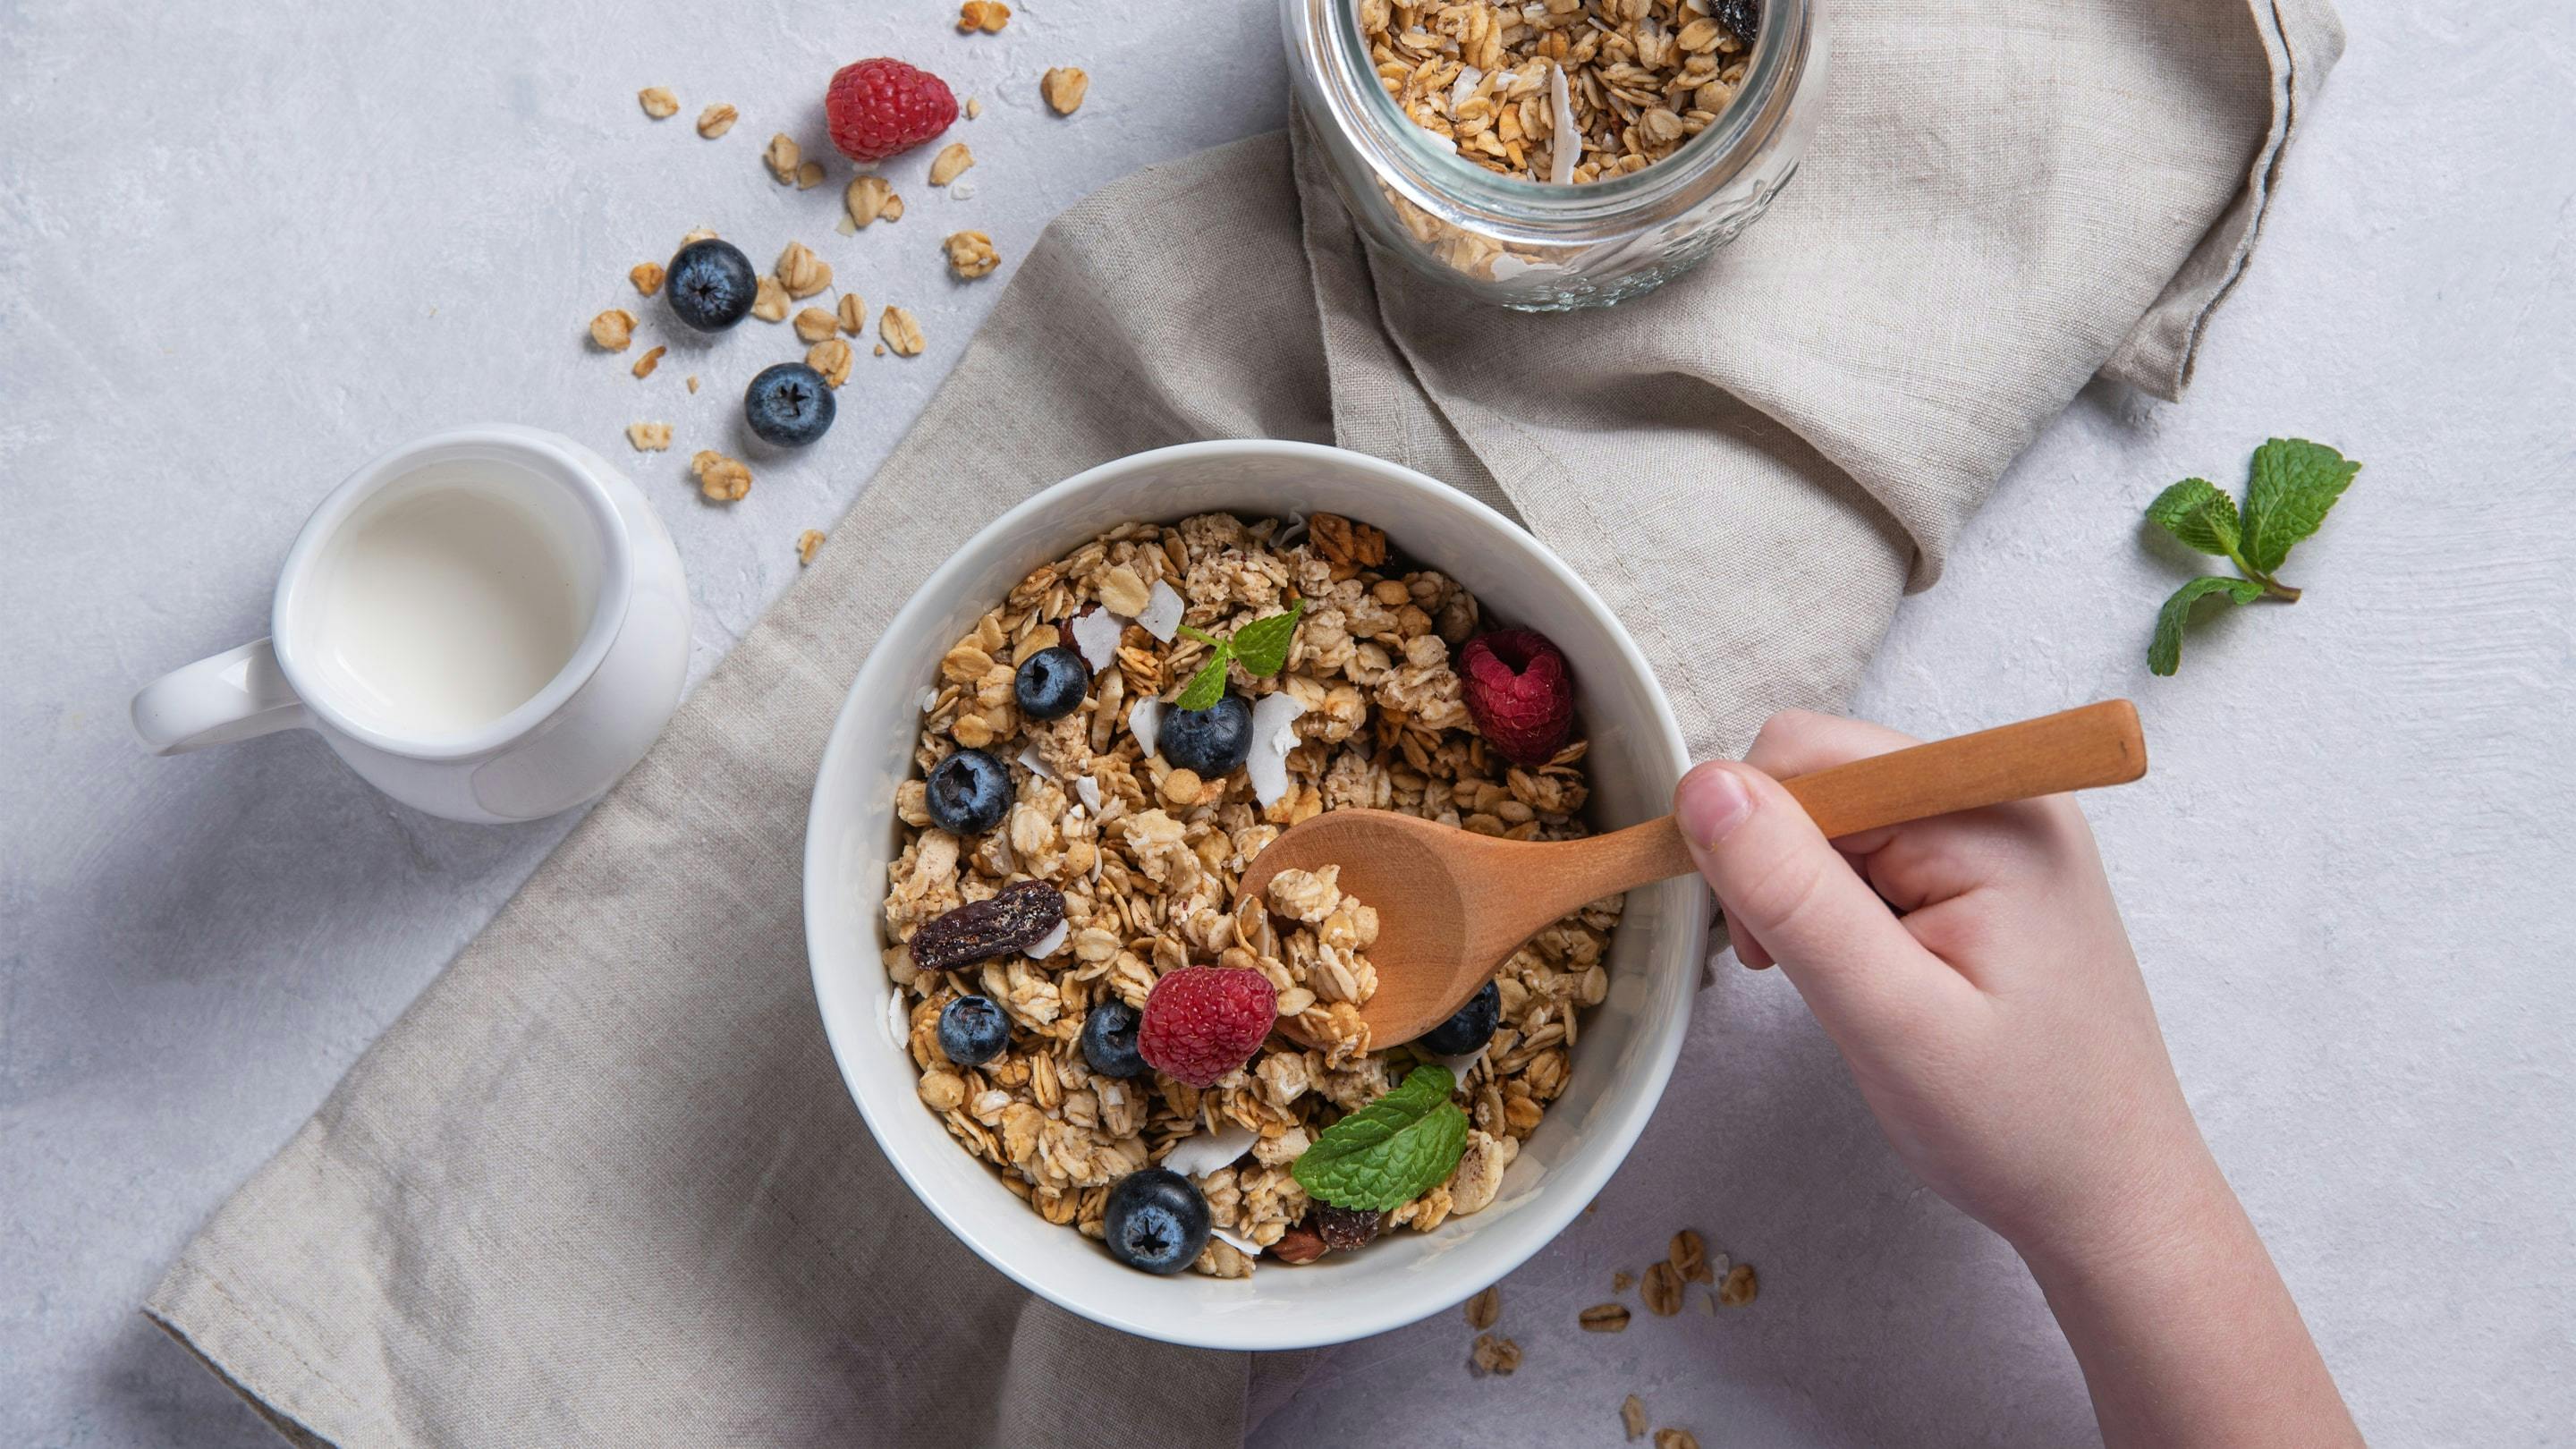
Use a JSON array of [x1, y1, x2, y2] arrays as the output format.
[[1622, 1395, 1648, 1441], [588, 309, 636, 351], [1463, 1285, 1501, 1330], [1578, 1302, 1631, 1332], [624, 421, 672, 452], [1468, 1333, 1521, 1378], [944, 230, 1000, 279], [837, 293, 869, 335], [928, 142, 975, 187], [764, 132, 801, 183], [1654, 1432, 1699, 1449], [797, 529, 826, 566], [795, 159, 826, 190], [880, 304, 926, 357], [751, 275, 789, 323], [696, 103, 738, 139], [911, 880, 1066, 972], [845, 174, 895, 227], [775, 241, 832, 300], [959, 0, 1011, 32], [1717, 1262, 1758, 1308], [793, 307, 841, 343], [1671, 1229, 1710, 1285], [807, 337, 854, 388], [1042, 67, 1089, 115], [1642, 1260, 1682, 1317], [629, 261, 665, 297], [631, 343, 665, 379], [638, 87, 678, 119], [1271, 1221, 1328, 1265], [1307, 513, 1388, 569], [691, 449, 751, 503]]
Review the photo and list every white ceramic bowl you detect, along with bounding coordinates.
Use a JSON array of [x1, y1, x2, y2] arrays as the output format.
[[803, 439, 1706, 1351]]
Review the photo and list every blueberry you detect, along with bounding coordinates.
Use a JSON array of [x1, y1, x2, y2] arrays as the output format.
[[1419, 980, 1501, 1055], [1102, 1168, 1212, 1275], [1080, 1001, 1150, 1079], [743, 362, 835, 447], [937, 995, 1010, 1066], [925, 748, 1013, 835], [665, 238, 758, 332], [1013, 645, 1089, 722], [1157, 692, 1251, 776]]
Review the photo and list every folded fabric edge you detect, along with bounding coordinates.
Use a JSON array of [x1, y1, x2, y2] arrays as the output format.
[[2101, 0, 2350, 400], [143, 1277, 337, 1449]]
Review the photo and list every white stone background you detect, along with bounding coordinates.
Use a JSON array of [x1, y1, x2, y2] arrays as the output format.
[[4, 0, 2570, 1444]]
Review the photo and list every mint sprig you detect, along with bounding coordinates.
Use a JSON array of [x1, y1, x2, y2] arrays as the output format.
[[1172, 600, 1304, 710], [2143, 438, 2360, 676], [1291, 1063, 1469, 1211]]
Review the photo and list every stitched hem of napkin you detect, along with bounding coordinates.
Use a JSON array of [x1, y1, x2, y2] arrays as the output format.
[[146, 1262, 351, 1449], [2100, 0, 2349, 399]]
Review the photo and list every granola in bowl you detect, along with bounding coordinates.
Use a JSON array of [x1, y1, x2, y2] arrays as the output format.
[[881, 511, 1623, 1276]]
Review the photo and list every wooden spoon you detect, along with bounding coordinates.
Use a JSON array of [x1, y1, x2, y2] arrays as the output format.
[[1242, 700, 2147, 1050]]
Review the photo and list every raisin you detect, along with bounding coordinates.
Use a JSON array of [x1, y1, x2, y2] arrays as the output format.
[[910, 880, 1065, 972], [1315, 1205, 1384, 1252], [1715, 0, 1758, 43]]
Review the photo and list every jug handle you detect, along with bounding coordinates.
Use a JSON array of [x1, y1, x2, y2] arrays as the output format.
[[131, 639, 310, 755]]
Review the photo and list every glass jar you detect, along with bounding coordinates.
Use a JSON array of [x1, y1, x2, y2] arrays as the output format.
[[1285, 0, 1827, 310]]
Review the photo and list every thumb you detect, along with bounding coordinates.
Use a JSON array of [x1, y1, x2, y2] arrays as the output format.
[[1674, 761, 1951, 1028]]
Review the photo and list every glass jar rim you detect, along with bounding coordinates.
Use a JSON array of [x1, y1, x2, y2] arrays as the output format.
[[1315, 0, 1810, 225]]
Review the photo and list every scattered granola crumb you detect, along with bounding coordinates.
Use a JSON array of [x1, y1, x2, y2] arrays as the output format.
[[1654, 1431, 1699, 1449], [625, 421, 672, 452], [638, 87, 678, 120], [965, 96, 984, 119], [1612, 1270, 1635, 1292], [681, 226, 719, 245], [838, 293, 869, 335], [944, 230, 1000, 279], [1672, 1230, 1711, 1285], [631, 344, 665, 379], [1718, 1262, 1758, 1308], [1622, 1396, 1648, 1442], [691, 449, 751, 502], [1468, 1333, 1521, 1377], [1042, 67, 1089, 114], [808, 337, 855, 388], [797, 529, 826, 565], [928, 141, 975, 187], [835, 214, 860, 236], [845, 174, 896, 228], [796, 159, 826, 189], [1579, 1303, 1631, 1333], [685, 375, 699, 393], [751, 275, 790, 323], [776, 241, 832, 300], [883, 193, 906, 222], [696, 103, 738, 139], [959, 0, 1011, 32], [793, 307, 841, 343], [873, 343, 886, 357], [1642, 1261, 1682, 1317], [588, 309, 637, 351], [629, 261, 665, 297], [764, 132, 801, 183], [880, 305, 926, 357], [1464, 1285, 1501, 1331]]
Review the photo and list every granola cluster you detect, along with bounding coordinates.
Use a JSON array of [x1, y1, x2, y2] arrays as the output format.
[[880, 513, 1623, 1275], [1360, 0, 1758, 182]]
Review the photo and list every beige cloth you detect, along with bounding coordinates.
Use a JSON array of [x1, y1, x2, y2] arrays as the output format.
[[148, 2, 2341, 1443]]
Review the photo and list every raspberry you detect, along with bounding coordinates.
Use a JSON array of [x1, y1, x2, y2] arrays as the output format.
[[824, 58, 958, 164], [1459, 629, 1576, 766], [1137, 966, 1276, 1088]]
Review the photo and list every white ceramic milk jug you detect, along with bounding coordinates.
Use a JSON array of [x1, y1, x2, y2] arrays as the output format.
[[131, 425, 691, 823]]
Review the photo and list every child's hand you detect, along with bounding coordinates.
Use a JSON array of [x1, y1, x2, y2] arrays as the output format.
[[1672, 709, 2205, 1267]]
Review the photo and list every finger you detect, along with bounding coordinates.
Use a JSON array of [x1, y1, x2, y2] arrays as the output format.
[[1742, 710, 1924, 856]]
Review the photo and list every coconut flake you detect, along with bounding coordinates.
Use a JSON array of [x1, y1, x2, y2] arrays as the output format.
[[1246, 691, 1308, 809], [1274, 513, 1309, 550], [1068, 606, 1124, 673], [1128, 696, 1165, 760], [950, 180, 978, 200], [1209, 1224, 1265, 1260], [1074, 775, 1103, 811], [917, 686, 940, 713], [1160, 1122, 1258, 1179], [1025, 919, 1070, 959], [1547, 63, 1579, 185], [1135, 580, 1186, 642], [882, 993, 910, 1052], [1018, 745, 1058, 781], [1448, 64, 1485, 113], [1435, 1046, 1489, 1082]]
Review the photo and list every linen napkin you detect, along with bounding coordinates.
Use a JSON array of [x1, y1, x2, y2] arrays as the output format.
[[148, 1, 2342, 1443]]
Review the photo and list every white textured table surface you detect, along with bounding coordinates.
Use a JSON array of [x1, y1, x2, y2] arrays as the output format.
[[4, 2, 2570, 1445]]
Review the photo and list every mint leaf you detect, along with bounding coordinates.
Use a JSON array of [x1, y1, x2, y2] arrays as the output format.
[[1174, 623, 1223, 648], [1173, 647, 1232, 711], [2239, 438, 2360, 574], [2148, 576, 2265, 676], [2145, 478, 2241, 557], [1226, 600, 1306, 677], [1292, 1064, 1469, 1211]]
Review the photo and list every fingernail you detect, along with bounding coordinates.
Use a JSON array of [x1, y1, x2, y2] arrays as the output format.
[[1676, 766, 1755, 848]]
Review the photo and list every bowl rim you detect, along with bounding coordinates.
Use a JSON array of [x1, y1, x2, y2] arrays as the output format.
[[801, 437, 1702, 1351]]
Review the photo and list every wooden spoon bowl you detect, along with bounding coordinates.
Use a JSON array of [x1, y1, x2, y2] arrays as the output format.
[[1240, 700, 2148, 1050]]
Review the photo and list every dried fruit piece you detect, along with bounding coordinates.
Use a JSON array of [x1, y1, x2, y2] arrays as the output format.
[[1718, 1262, 1758, 1307], [691, 449, 751, 503], [1713, 0, 1760, 43], [944, 230, 1000, 279], [793, 307, 841, 343], [1580, 1303, 1631, 1332], [631, 344, 665, 379], [1314, 1205, 1383, 1250], [911, 879, 1066, 972], [696, 103, 738, 138], [639, 87, 679, 119], [629, 261, 665, 296], [588, 309, 636, 351], [1642, 1260, 1683, 1316], [928, 141, 975, 186], [1464, 1284, 1501, 1329], [1041, 66, 1089, 114], [880, 304, 926, 356]]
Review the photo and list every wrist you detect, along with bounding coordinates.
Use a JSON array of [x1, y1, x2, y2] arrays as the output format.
[[2013, 1141, 2240, 1294]]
